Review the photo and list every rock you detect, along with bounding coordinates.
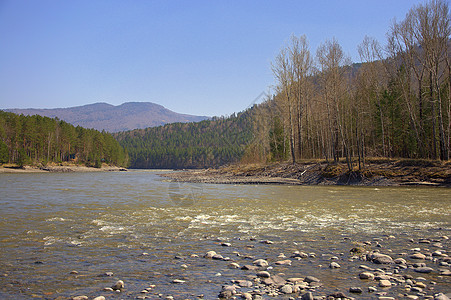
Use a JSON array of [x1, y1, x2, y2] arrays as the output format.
[[415, 282, 427, 288], [439, 270, 451, 276], [406, 296, 419, 300], [368, 286, 377, 292], [287, 277, 304, 283], [103, 287, 114, 292], [257, 271, 271, 278], [304, 276, 320, 283], [370, 252, 393, 264], [410, 253, 426, 259], [359, 272, 375, 280], [394, 258, 407, 264], [241, 264, 259, 271], [111, 280, 124, 291], [260, 240, 274, 244], [300, 292, 314, 300], [292, 251, 309, 258], [172, 279, 185, 283], [275, 259, 292, 265], [221, 242, 232, 247], [349, 287, 363, 293], [271, 274, 286, 286], [234, 280, 252, 288], [434, 293, 450, 300], [414, 266, 434, 273], [329, 262, 341, 268], [218, 290, 233, 299], [72, 297, 88, 300], [93, 297, 105, 300], [218, 285, 237, 299], [253, 259, 269, 267], [241, 292, 253, 300], [204, 250, 217, 258], [229, 262, 240, 269], [379, 279, 392, 287], [280, 284, 293, 294], [70, 270, 79, 274], [212, 254, 224, 260]]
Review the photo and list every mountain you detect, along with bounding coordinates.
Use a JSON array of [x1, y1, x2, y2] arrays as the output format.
[[4, 102, 209, 132]]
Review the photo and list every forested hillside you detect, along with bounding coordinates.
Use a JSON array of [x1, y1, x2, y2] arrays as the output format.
[[248, 0, 450, 169], [0, 111, 127, 167], [114, 110, 253, 169]]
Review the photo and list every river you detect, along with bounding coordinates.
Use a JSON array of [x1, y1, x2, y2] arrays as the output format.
[[0, 170, 449, 299]]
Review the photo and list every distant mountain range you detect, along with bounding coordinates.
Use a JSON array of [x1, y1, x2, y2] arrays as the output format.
[[4, 102, 209, 132]]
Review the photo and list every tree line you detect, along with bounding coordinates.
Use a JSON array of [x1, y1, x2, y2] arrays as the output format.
[[0, 111, 127, 167], [248, 0, 450, 169], [114, 110, 254, 169]]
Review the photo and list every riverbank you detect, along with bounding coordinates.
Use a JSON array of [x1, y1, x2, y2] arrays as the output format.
[[0, 164, 127, 173], [162, 159, 451, 187]]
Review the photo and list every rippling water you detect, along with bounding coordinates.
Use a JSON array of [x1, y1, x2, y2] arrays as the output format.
[[0, 171, 450, 299]]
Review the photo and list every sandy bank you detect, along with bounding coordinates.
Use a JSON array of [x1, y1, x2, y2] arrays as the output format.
[[0, 165, 127, 173]]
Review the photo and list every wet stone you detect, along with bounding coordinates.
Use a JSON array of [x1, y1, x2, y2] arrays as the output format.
[[111, 280, 124, 291], [349, 287, 363, 293], [414, 266, 434, 273], [379, 280, 392, 287]]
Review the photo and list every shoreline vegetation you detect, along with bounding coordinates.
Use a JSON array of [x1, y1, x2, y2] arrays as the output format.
[[162, 158, 451, 187]]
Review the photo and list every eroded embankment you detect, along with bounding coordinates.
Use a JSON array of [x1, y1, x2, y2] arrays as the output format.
[[162, 159, 451, 187]]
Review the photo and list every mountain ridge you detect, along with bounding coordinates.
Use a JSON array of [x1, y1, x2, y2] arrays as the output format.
[[4, 102, 209, 132]]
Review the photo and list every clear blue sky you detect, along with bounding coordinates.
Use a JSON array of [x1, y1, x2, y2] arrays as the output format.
[[0, 0, 424, 117]]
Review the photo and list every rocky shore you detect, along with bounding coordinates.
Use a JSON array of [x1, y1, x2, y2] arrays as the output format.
[[162, 159, 451, 187], [65, 233, 450, 300]]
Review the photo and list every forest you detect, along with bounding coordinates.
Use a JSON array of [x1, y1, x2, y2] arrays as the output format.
[[114, 110, 253, 169], [1, 1, 448, 171], [0, 111, 127, 167], [247, 0, 450, 170]]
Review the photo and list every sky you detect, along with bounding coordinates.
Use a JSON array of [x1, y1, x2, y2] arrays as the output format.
[[0, 0, 426, 117]]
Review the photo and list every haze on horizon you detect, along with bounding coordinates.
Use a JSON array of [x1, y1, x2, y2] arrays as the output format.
[[0, 0, 426, 117]]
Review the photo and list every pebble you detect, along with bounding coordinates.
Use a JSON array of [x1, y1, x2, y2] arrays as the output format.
[[172, 279, 185, 283], [349, 287, 363, 293], [253, 259, 269, 267], [329, 262, 341, 268], [300, 291, 314, 300], [379, 279, 392, 287], [204, 250, 217, 258], [304, 276, 320, 283], [275, 259, 292, 265], [370, 252, 394, 264], [280, 284, 293, 294], [256, 271, 271, 278], [72, 297, 88, 300], [260, 240, 274, 244], [111, 280, 124, 291], [414, 266, 434, 273], [410, 253, 427, 259], [359, 271, 375, 280], [93, 297, 105, 300]]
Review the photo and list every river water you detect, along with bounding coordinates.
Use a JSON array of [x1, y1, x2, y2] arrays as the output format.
[[0, 170, 450, 299]]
